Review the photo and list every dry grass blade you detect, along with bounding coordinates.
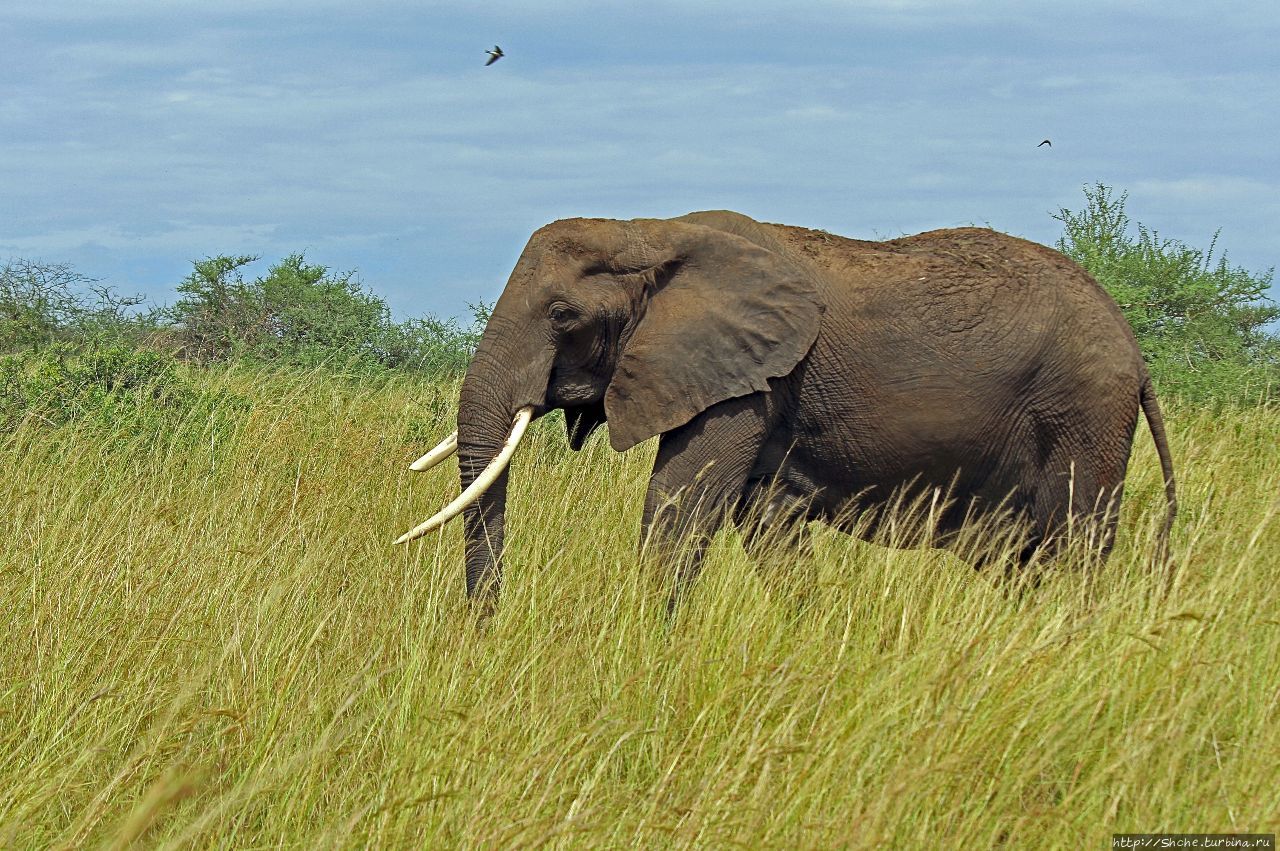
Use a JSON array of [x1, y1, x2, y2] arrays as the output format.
[[1, 371, 1277, 847]]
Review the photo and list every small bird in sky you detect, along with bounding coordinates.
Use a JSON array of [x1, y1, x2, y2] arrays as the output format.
[[485, 45, 504, 66], [1038, 139, 1052, 148]]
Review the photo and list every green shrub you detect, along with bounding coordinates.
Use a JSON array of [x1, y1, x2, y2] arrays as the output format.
[[0, 344, 245, 443], [166, 254, 488, 376], [383, 308, 487, 375], [1055, 184, 1279, 403], [1, 259, 156, 353], [165, 254, 264, 362], [255, 254, 390, 364]]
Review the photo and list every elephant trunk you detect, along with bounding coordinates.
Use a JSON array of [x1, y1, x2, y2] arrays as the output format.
[[453, 318, 552, 600], [456, 359, 517, 599]]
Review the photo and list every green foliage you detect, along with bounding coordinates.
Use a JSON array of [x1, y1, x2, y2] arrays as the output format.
[[257, 254, 389, 364], [1, 259, 156, 352], [385, 307, 488, 375], [0, 343, 244, 443], [1055, 184, 1280, 402], [167, 254, 264, 362], [166, 253, 487, 375]]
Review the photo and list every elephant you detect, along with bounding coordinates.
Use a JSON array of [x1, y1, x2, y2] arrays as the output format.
[[396, 210, 1177, 605]]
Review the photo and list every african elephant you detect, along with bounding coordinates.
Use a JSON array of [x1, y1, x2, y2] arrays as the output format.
[[397, 210, 1177, 604]]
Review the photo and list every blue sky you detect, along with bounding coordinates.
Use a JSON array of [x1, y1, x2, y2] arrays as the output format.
[[2, 1, 1276, 320]]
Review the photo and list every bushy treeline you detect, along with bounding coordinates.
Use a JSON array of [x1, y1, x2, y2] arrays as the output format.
[[1, 253, 488, 375], [1, 253, 485, 438], [2, 184, 1277, 407], [0, 342, 244, 443], [167, 254, 488, 374], [1055, 184, 1278, 403], [0, 259, 156, 351]]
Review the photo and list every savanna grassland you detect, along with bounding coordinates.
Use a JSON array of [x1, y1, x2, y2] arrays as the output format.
[[1, 364, 1277, 849]]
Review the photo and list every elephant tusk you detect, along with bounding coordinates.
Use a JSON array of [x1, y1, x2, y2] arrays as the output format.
[[395, 407, 534, 545], [408, 431, 458, 472]]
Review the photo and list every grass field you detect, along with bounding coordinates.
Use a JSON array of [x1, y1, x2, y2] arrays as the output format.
[[2, 365, 1277, 848]]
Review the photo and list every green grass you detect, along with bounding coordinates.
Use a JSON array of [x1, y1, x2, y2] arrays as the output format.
[[1, 366, 1277, 848]]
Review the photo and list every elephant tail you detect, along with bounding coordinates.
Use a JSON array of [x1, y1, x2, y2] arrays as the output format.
[[1139, 373, 1178, 575]]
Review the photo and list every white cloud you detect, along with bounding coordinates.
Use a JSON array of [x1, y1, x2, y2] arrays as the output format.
[[1038, 75, 1085, 90], [0, 222, 283, 257], [1, 2, 1277, 317], [1131, 176, 1274, 203], [784, 105, 845, 121]]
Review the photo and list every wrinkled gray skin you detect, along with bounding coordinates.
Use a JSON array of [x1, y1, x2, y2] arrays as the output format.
[[449, 210, 1177, 604]]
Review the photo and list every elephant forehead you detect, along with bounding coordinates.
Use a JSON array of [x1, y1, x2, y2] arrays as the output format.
[[532, 217, 621, 248], [530, 217, 666, 264]]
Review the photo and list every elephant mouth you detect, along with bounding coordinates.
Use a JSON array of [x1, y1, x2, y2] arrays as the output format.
[[565, 401, 607, 450], [396, 396, 607, 544]]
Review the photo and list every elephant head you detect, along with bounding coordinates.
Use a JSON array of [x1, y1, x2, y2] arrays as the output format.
[[397, 211, 823, 599]]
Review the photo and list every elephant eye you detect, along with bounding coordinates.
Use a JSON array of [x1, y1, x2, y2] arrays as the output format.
[[549, 304, 580, 327]]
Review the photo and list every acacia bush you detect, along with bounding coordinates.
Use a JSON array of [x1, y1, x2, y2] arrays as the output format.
[[0, 259, 155, 353], [1055, 184, 1279, 403], [165, 253, 486, 374], [0, 344, 244, 443]]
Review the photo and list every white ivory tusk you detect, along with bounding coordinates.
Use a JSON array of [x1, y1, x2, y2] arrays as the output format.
[[408, 431, 458, 472], [395, 407, 534, 545]]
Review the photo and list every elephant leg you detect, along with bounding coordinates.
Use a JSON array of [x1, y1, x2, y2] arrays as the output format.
[[640, 394, 773, 610], [735, 480, 820, 611], [1024, 448, 1128, 578], [966, 456, 1120, 605], [736, 480, 815, 560], [1024, 397, 1136, 558]]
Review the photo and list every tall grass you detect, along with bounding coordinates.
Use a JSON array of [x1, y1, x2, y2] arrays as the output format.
[[1, 367, 1277, 848]]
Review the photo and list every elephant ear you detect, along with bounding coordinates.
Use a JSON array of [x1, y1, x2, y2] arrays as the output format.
[[604, 222, 822, 452]]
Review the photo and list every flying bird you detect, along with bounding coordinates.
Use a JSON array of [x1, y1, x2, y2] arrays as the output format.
[[1038, 139, 1052, 147], [485, 45, 504, 66]]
